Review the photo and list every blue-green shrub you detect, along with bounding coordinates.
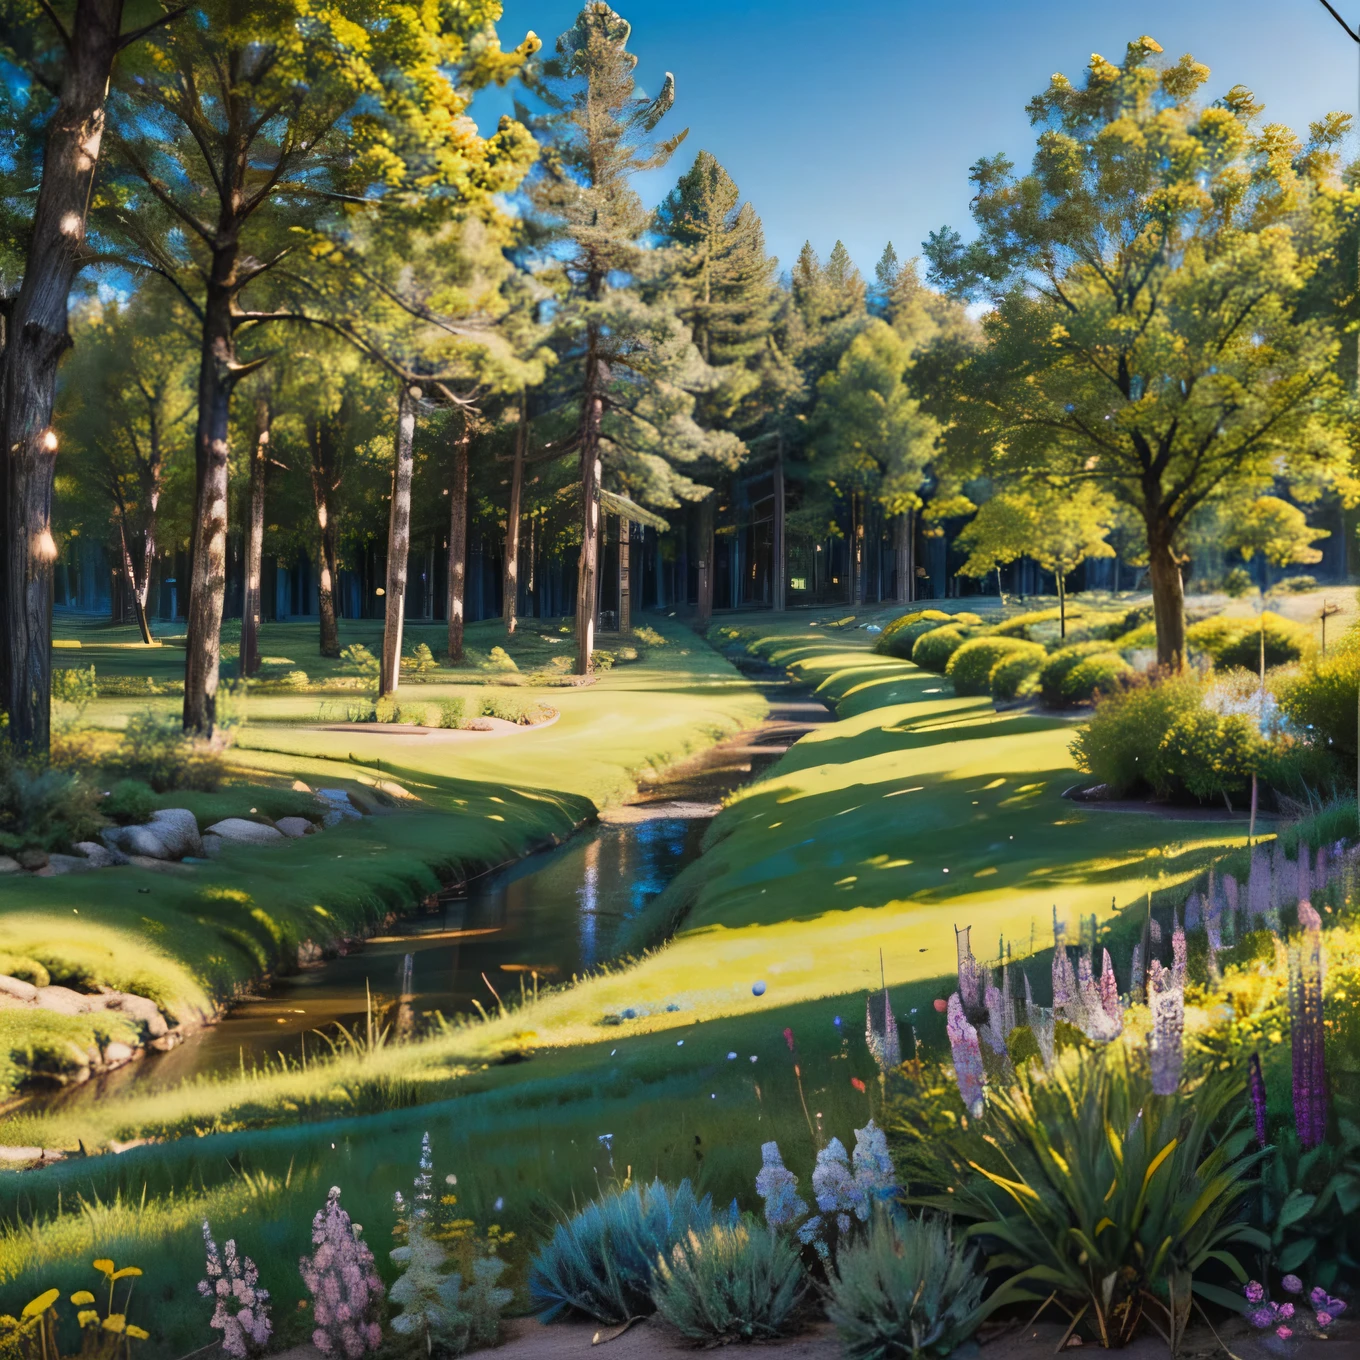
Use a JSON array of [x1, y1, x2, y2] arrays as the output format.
[[875, 610, 951, 659], [1062, 651, 1134, 704], [946, 637, 1041, 696], [988, 643, 1048, 699], [1037, 642, 1111, 706], [911, 627, 967, 673]]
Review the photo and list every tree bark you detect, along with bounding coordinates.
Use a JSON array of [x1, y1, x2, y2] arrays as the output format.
[[575, 352, 604, 675], [503, 391, 526, 636], [182, 274, 238, 736], [115, 515, 153, 644], [852, 492, 864, 606], [696, 494, 715, 627], [310, 411, 341, 658], [380, 385, 419, 697], [240, 394, 270, 678], [895, 511, 910, 605], [446, 418, 470, 663], [1147, 527, 1186, 669], [0, 0, 124, 754], [619, 518, 631, 633], [772, 445, 786, 612]]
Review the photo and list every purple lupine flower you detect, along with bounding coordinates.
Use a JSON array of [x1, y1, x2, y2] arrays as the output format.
[[1297, 846, 1312, 908], [865, 986, 901, 1072], [1148, 960, 1185, 1096], [956, 924, 981, 1010], [1099, 950, 1121, 1027], [811, 1137, 861, 1233], [1248, 1308, 1274, 1330], [1247, 848, 1271, 925], [981, 982, 1010, 1055], [1281, 1276, 1302, 1296], [1248, 1052, 1268, 1148], [947, 992, 986, 1117], [1129, 943, 1144, 1004], [1149, 916, 1163, 946], [1289, 905, 1327, 1149], [1245, 1282, 1265, 1305], [1023, 972, 1055, 1069], [1077, 951, 1118, 1042], [1172, 911, 1187, 991], [199, 1221, 273, 1359], [1204, 891, 1223, 954], [851, 1120, 898, 1206], [1183, 891, 1202, 931], [1223, 873, 1239, 927], [300, 1188, 383, 1357], [1052, 937, 1079, 1026], [1270, 838, 1288, 928], [1310, 1287, 1328, 1310], [1315, 845, 1329, 905], [756, 1142, 808, 1228]]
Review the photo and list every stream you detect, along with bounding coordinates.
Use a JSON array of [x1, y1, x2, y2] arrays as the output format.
[[38, 657, 829, 1105]]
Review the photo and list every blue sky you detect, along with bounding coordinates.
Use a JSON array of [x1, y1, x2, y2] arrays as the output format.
[[482, 0, 1360, 279]]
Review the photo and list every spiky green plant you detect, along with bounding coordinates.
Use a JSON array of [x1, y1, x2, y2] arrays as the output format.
[[826, 1211, 987, 1360], [651, 1215, 807, 1343], [899, 1043, 1265, 1350]]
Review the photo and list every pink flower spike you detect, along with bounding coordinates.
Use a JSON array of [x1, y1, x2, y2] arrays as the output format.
[[1317, 1312, 1333, 1329], [1275, 1327, 1292, 1341]]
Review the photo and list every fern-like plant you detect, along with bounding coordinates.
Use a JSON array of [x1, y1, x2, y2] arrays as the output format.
[[651, 1215, 807, 1343], [528, 1179, 715, 1325], [826, 1212, 986, 1360]]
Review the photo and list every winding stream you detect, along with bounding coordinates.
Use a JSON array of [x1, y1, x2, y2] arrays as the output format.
[[38, 657, 828, 1106]]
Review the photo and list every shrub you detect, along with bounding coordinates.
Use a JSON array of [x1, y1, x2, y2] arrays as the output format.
[[104, 778, 157, 826], [282, 670, 310, 690], [104, 711, 226, 792], [485, 646, 518, 673], [1223, 566, 1254, 598], [632, 625, 666, 647], [400, 644, 439, 682], [1277, 574, 1319, 594], [0, 759, 102, 854], [988, 644, 1048, 700], [951, 611, 984, 627], [1062, 651, 1134, 704], [528, 1179, 715, 1325], [1275, 639, 1360, 764], [1112, 622, 1158, 651], [592, 649, 616, 671], [374, 697, 401, 724], [911, 627, 967, 673], [1149, 706, 1265, 806], [339, 644, 380, 689], [651, 1216, 807, 1344], [946, 637, 1041, 696], [51, 664, 97, 724], [1037, 642, 1111, 706], [875, 610, 951, 658], [826, 1212, 987, 1360], [437, 697, 469, 730], [1206, 612, 1312, 671]]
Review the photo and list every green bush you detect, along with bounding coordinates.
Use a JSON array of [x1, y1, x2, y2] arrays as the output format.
[[997, 606, 1125, 645], [1277, 574, 1318, 594], [438, 697, 469, 730], [632, 625, 666, 647], [911, 627, 967, 673], [946, 637, 1041, 696], [528, 1179, 716, 1324], [650, 1216, 808, 1343], [1205, 612, 1312, 670], [102, 711, 225, 792], [0, 757, 103, 854], [339, 643, 380, 678], [104, 778, 157, 825], [1062, 651, 1134, 704], [1150, 706, 1264, 805], [485, 646, 519, 673], [1037, 642, 1111, 706], [400, 642, 439, 682], [592, 649, 616, 672], [1275, 637, 1360, 764], [989, 646, 1046, 700], [1112, 622, 1158, 651], [875, 610, 952, 658], [1223, 566, 1254, 598], [51, 664, 98, 725], [950, 611, 985, 627], [826, 1212, 986, 1360]]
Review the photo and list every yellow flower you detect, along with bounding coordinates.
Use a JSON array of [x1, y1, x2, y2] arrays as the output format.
[[70, 1292, 96, 1306], [102, 1314, 127, 1334], [21, 1290, 59, 1318], [92, 1259, 115, 1277], [126, 1326, 150, 1340], [111, 1267, 142, 1281], [77, 1311, 100, 1328]]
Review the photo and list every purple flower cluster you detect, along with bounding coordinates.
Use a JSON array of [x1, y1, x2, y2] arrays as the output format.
[[198, 1221, 272, 1359], [300, 1187, 384, 1357], [1289, 904, 1327, 1150], [1147, 960, 1184, 1096], [1243, 1277, 1346, 1340], [947, 992, 986, 1117], [865, 986, 901, 1072], [1248, 1052, 1268, 1148]]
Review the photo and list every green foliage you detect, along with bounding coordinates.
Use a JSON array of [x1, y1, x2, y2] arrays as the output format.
[[946, 636, 1041, 696], [0, 758, 102, 855], [528, 1180, 716, 1325], [896, 1046, 1264, 1350], [479, 691, 554, 725], [50, 666, 98, 725], [1062, 651, 1134, 704], [956, 484, 1114, 588], [1275, 637, 1360, 763], [389, 1221, 513, 1358], [1223, 567, 1254, 598], [401, 645, 440, 683], [103, 780, 157, 827], [340, 645, 380, 685], [631, 626, 666, 647], [988, 645, 1047, 700], [1037, 642, 1111, 706], [1277, 574, 1319, 594], [875, 611, 951, 659], [484, 647, 518, 673], [438, 698, 469, 730], [826, 1212, 987, 1360], [650, 1215, 808, 1344], [1208, 613, 1312, 670], [1223, 496, 1328, 570], [103, 713, 225, 793], [591, 650, 616, 672], [911, 627, 967, 673]]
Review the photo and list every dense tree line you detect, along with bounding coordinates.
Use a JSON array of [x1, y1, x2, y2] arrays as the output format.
[[1, 10, 1355, 756]]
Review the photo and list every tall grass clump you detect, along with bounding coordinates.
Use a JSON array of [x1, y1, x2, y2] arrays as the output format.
[[826, 1212, 987, 1360], [528, 1179, 715, 1325], [651, 1215, 807, 1343]]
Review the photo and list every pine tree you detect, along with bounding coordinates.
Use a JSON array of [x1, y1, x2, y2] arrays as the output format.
[[529, 3, 743, 672], [870, 243, 901, 316]]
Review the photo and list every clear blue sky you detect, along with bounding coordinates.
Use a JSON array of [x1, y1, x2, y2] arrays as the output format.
[[483, 0, 1360, 279]]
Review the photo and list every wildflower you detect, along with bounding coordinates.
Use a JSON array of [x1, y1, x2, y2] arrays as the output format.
[[946, 992, 986, 1117], [1023, 972, 1055, 1069], [1183, 891, 1202, 931], [1310, 1287, 1327, 1309], [1098, 950, 1121, 1027], [1276, 1326, 1293, 1340], [865, 987, 901, 1072], [811, 1138, 860, 1232], [1317, 1312, 1334, 1328], [1248, 1053, 1268, 1148], [1244, 1281, 1265, 1305], [1289, 904, 1327, 1149], [1248, 1307, 1274, 1329], [850, 1077, 866, 1093], [299, 1187, 383, 1357], [1147, 960, 1184, 1096], [783, 1027, 795, 1052], [755, 1143, 807, 1229], [1129, 943, 1144, 1004], [1281, 1277, 1302, 1296], [1247, 847, 1271, 925], [1171, 911, 1186, 991], [1077, 952, 1119, 1043], [956, 925, 982, 1009], [1223, 872, 1239, 926], [851, 1120, 898, 1206], [199, 1221, 272, 1359]]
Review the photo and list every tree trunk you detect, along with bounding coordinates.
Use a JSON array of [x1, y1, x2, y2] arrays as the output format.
[[183, 276, 238, 736], [380, 385, 419, 697], [853, 492, 865, 606], [773, 446, 786, 611], [575, 352, 604, 675], [0, 0, 124, 754], [310, 412, 341, 658], [895, 512, 910, 604], [1147, 529, 1187, 670], [503, 391, 526, 636], [115, 515, 153, 644], [696, 494, 715, 627], [446, 419, 470, 663], [619, 518, 631, 633], [240, 394, 270, 678], [1057, 572, 1066, 639]]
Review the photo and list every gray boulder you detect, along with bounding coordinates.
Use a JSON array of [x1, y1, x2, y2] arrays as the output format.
[[275, 816, 315, 838], [72, 841, 129, 868], [35, 985, 99, 1016], [102, 991, 168, 1038], [206, 818, 285, 845], [148, 808, 202, 858], [318, 789, 362, 825], [0, 975, 37, 1003], [35, 854, 95, 876], [0, 856, 21, 875], [200, 833, 224, 858], [103, 824, 171, 859]]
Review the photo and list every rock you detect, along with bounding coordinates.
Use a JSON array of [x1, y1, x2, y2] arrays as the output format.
[[318, 789, 362, 823], [148, 808, 203, 858], [126, 855, 192, 874], [101, 991, 168, 1038], [35, 985, 100, 1016], [103, 824, 171, 859], [291, 780, 313, 792], [0, 1146, 65, 1164], [200, 834, 224, 858], [0, 856, 22, 875], [36, 854, 96, 876], [298, 939, 324, 966], [0, 975, 37, 1003], [275, 816, 315, 838], [103, 1042, 135, 1065], [72, 841, 128, 867], [206, 818, 285, 845], [16, 849, 48, 870]]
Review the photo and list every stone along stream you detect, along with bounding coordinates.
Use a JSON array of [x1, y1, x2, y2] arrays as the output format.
[[39, 661, 829, 1104]]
